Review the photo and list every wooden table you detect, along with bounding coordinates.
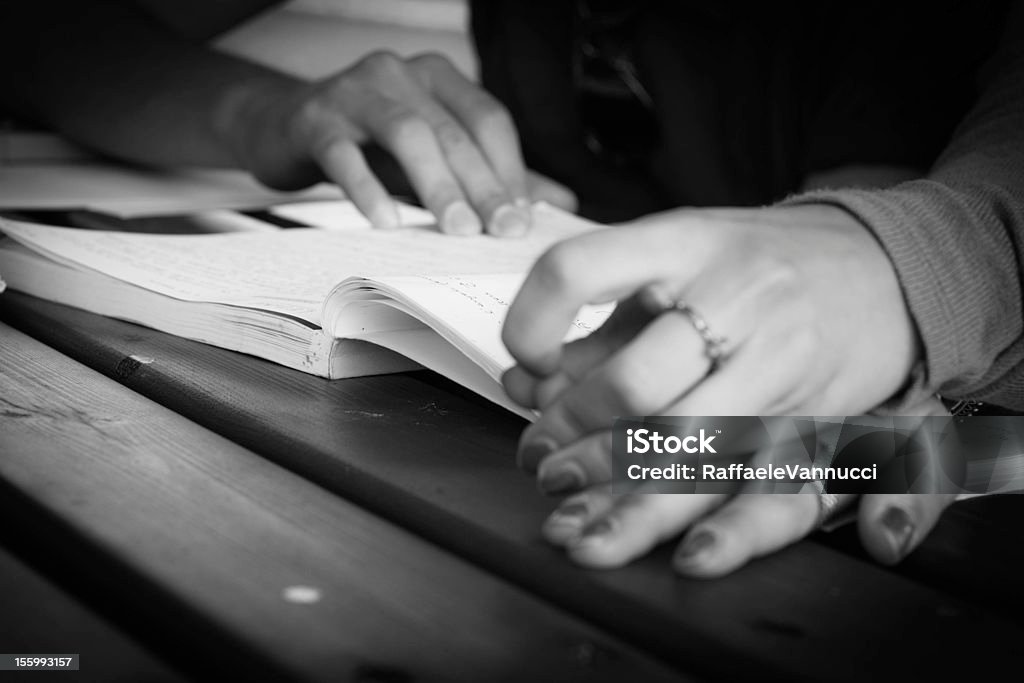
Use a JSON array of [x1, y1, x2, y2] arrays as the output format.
[[3, 286, 1024, 682]]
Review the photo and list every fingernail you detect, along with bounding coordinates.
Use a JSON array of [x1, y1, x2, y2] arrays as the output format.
[[548, 501, 589, 526], [517, 436, 558, 471], [675, 530, 716, 564], [489, 203, 529, 237], [441, 201, 482, 235], [881, 507, 916, 561], [369, 202, 400, 230], [573, 518, 614, 547], [538, 461, 585, 495]]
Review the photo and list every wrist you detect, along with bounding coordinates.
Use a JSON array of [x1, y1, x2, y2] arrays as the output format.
[[810, 203, 924, 397], [776, 197, 927, 406]]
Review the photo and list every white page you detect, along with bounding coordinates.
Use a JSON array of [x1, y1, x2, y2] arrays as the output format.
[[0, 203, 600, 326], [329, 272, 613, 378], [0, 162, 338, 217], [271, 199, 436, 230], [355, 326, 537, 421]]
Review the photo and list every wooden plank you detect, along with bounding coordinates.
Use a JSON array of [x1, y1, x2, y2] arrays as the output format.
[[0, 320, 685, 682], [0, 544, 185, 682], [5, 293, 1024, 680]]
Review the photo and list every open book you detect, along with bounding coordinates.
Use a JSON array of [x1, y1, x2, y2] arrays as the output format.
[[0, 203, 611, 419]]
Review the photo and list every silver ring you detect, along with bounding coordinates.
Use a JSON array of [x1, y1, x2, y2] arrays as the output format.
[[816, 493, 843, 527], [665, 300, 728, 371], [816, 493, 857, 530]]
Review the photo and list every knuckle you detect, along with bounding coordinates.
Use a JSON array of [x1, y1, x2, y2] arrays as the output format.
[[410, 51, 453, 72], [534, 242, 584, 292], [433, 119, 470, 151], [380, 109, 428, 147], [471, 99, 515, 138], [735, 255, 811, 320], [356, 50, 404, 75], [758, 255, 803, 297], [297, 79, 363, 126], [291, 96, 333, 135]]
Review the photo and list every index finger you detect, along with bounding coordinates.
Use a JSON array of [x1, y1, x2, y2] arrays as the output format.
[[501, 293, 655, 409], [502, 223, 694, 376]]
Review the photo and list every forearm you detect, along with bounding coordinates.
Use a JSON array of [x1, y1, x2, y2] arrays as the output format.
[[0, 0, 300, 168]]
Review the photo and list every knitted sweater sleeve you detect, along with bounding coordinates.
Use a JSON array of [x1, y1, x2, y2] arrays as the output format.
[[781, 8, 1024, 410]]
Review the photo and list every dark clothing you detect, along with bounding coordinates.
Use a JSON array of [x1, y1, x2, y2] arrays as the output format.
[[473, 1, 1024, 411], [472, 1, 1007, 222]]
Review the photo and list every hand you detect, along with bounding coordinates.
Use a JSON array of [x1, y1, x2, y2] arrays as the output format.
[[540, 398, 956, 577], [219, 51, 576, 234], [502, 204, 919, 489], [500, 203, 932, 575], [543, 490, 957, 577]]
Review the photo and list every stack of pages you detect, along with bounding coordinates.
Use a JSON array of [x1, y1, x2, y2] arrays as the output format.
[[0, 203, 611, 418]]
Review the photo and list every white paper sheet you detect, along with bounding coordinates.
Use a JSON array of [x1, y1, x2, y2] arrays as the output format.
[[0, 203, 600, 326], [0, 162, 338, 217]]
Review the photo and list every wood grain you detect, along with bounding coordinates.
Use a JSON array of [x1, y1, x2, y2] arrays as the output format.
[[0, 320, 685, 682], [6, 293, 1023, 679]]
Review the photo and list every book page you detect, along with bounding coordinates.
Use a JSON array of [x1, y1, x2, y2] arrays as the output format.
[[0, 203, 600, 326], [329, 272, 613, 378], [0, 162, 337, 217], [270, 199, 436, 229], [355, 326, 537, 421]]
